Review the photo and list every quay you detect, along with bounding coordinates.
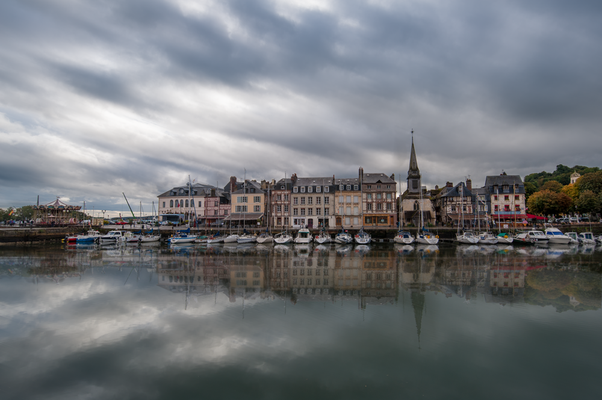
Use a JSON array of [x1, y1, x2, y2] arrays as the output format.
[[1, 224, 601, 244]]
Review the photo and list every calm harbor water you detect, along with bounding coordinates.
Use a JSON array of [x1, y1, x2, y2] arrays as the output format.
[[1, 242, 601, 400]]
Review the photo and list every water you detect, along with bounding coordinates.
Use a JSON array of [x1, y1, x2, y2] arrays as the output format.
[[1, 243, 601, 400]]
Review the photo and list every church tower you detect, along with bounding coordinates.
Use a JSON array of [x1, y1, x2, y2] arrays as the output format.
[[407, 133, 421, 195]]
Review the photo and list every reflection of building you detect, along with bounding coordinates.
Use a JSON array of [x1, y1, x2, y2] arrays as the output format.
[[361, 248, 397, 307]]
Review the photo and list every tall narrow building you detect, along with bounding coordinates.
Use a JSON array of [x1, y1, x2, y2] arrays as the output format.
[[407, 136, 421, 195]]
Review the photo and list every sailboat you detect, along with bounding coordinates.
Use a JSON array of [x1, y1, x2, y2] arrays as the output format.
[[225, 175, 240, 243], [237, 172, 257, 244], [415, 186, 438, 245], [456, 183, 479, 244], [394, 175, 414, 244], [257, 184, 273, 243]]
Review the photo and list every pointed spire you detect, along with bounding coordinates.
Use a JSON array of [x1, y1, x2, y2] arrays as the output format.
[[411, 291, 425, 350], [409, 131, 419, 174]]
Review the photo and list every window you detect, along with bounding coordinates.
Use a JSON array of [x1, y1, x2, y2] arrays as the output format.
[[316, 197, 321, 205], [277, 217, 282, 225], [284, 217, 289, 225], [238, 196, 248, 203], [185, 200, 189, 207], [284, 205, 289, 212], [301, 187, 305, 193], [170, 200, 173, 207], [346, 206, 351, 215], [386, 185, 391, 189], [377, 203, 382, 210], [346, 185, 351, 190], [316, 208, 321, 215], [293, 187, 298, 193], [377, 185, 381, 189], [339, 185, 344, 191], [214, 210, 218, 215], [387, 193, 392, 199], [308, 197, 313, 205], [235, 205, 248, 212], [224, 210, 228, 215], [254, 196, 260, 203], [293, 197, 298, 205], [515, 195, 520, 201], [504, 195, 509, 201], [515, 205, 520, 211], [339, 206, 343, 215], [345, 217, 350, 225], [354, 185, 358, 190], [354, 206, 358, 215], [339, 195, 344, 203], [324, 187, 329, 193], [367, 203, 373, 210], [377, 193, 382, 200], [353, 195, 358, 203], [386, 203, 392, 210], [284, 194, 289, 201], [367, 193, 372, 200], [308, 186, 313, 193], [346, 195, 351, 203], [214, 201, 218, 206], [494, 205, 499, 211], [308, 208, 313, 216], [325, 208, 329, 216], [301, 197, 306, 205], [353, 217, 359, 225], [367, 185, 371, 189], [324, 197, 329, 204], [162, 201, 165, 208], [277, 205, 282, 212], [494, 195, 498, 201], [254, 206, 260, 212], [316, 186, 321, 193], [293, 208, 298, 216], [199, 201, 202, 207], [301, 208, 306, 216]]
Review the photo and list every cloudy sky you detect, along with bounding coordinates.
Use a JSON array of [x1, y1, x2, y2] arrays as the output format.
[[1, 0, 601, 216]]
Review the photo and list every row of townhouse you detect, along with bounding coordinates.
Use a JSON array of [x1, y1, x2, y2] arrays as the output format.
[[157, 168, 398, 230], [156, 138, 527, 229]]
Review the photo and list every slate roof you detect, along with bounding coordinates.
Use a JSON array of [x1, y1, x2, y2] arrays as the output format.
[[293, 177, 336, 186], [484, 175, 525, 194], [232, 180, 265, 195], [441, 182, 473, 198], [362, 173, 395, 184], [158, 183, 220, 197]]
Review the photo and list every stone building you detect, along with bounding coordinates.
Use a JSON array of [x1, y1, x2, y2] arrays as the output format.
[[400, 137, 436, 227]]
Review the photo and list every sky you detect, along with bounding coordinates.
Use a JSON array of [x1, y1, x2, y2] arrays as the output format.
[[1, 0, 601, 217]]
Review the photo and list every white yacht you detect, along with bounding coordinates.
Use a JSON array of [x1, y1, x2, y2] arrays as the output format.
[[565, 232, 580, 244], [456, 231, 479, 244], [354, 228, 371, 244], [544, 226, 572, 244], [274, 232, 293, 244], [334, 229, 353, 244], [256, 232, 274, 244], [394, 230, 415, 245], [516, 230, 549, 245], [294, 228, 312, 244], [478, 232, 498, 245], [237, 232, 257, 244], [496, 232, 514, 244], [314, 229, 332, 244], [224, 234, 239, 243], [416, 230, 439, 245], [578, 232, 596, 245]]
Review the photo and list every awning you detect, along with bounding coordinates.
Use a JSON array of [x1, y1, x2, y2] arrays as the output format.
[[526, 214, 547, 220], [223, 213, 264, 221], [493, 214, 527, 220]]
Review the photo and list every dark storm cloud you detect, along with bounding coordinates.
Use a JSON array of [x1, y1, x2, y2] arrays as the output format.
[[1, 0, 601, 210]]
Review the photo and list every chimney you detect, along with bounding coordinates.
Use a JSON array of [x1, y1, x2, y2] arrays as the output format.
[[229, 176, 237, 192], [390, 173, 395, 180], [211, 188, 215, 197], [359, 167, 364, 184], [291, 173, 298, 185], [466, 178, 472, 191], [446, 182, 453, 188]]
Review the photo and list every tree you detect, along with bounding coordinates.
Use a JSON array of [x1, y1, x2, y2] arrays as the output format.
[[525, 182, 537, 199], [576, 171, 602, 194], [575, 190, 600, 214], [527, 190, 573, 215], [540, 180, 563, 193], [561, 183, 579, 203]]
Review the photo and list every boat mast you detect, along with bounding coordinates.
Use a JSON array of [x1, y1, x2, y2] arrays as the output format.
[[497, 187, 501, 233]]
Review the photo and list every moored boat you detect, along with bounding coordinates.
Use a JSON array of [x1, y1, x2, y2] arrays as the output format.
[[354, 228, 371, 244], [416, 229, 439, 245], [578, 232, 596, 245], [544, 226, 572, 245], [456, 230, 479, 244], [334, 229, 353, 244], [394, 230, 415, 245], [496, 232, 514, 244], [478, 231, 498, 245], [274, 231, 293, 244], [294, 228, 312, 244]]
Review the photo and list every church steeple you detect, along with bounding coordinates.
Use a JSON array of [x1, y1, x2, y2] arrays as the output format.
[[407, 132, 421, 194]]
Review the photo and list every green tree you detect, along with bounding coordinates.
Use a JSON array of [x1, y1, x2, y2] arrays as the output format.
[[540, 180, 563, 193], [525, 182, 537, 200], [575, 190, 600, 214], [561, 183, 579, 204], [576, 171, 602, 194], [527, 190, 573, 215]]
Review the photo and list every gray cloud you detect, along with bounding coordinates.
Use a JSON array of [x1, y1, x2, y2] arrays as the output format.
[[1, 0, 601, 213]]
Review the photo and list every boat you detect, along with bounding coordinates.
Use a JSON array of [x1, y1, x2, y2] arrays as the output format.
[[224, 233, 239, 243], [75, 230, 101, 244], [544, 226, 572, 245], [140, 233, 160, 243], [334, 229, 353, 244], [274, 231, 293, 244], [496, 232, 514, 244], [256, 230, 274, 244], [516, 230, 549, 245], [237, 230, 257, 244], [314, 228, 332, 244], [394, 230, 415, 245], [565, 231, 580, 244], [456, 230, 480, 244], [294, 228, 312, 244], [578, 232, 596, 245], [168, 231, 197, 244], [207, 232, 225, 244], [100, 230, 127, 244], [478, 231, 498, 245], [416, 229, 439, 245], [354, 228, 371, 244], [596, 235, 602, 244], [194, 235, 209, 244]]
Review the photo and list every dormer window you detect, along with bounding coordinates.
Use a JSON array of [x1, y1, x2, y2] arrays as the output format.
[[354, 185, 358, 190], [293, 187, 298, 193], [308, 186, 313, 193], [316, 186, 321, 193], [281, 186, 284, 190], [301, 187, 305, 193], [339, 185, 344, 191], [325, 187, 329, 193], [346, 185, 351, 190]]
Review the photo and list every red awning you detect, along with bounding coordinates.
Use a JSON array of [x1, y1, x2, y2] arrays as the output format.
[[526, 214, 547, 220], [494, 214, 526, 220]]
